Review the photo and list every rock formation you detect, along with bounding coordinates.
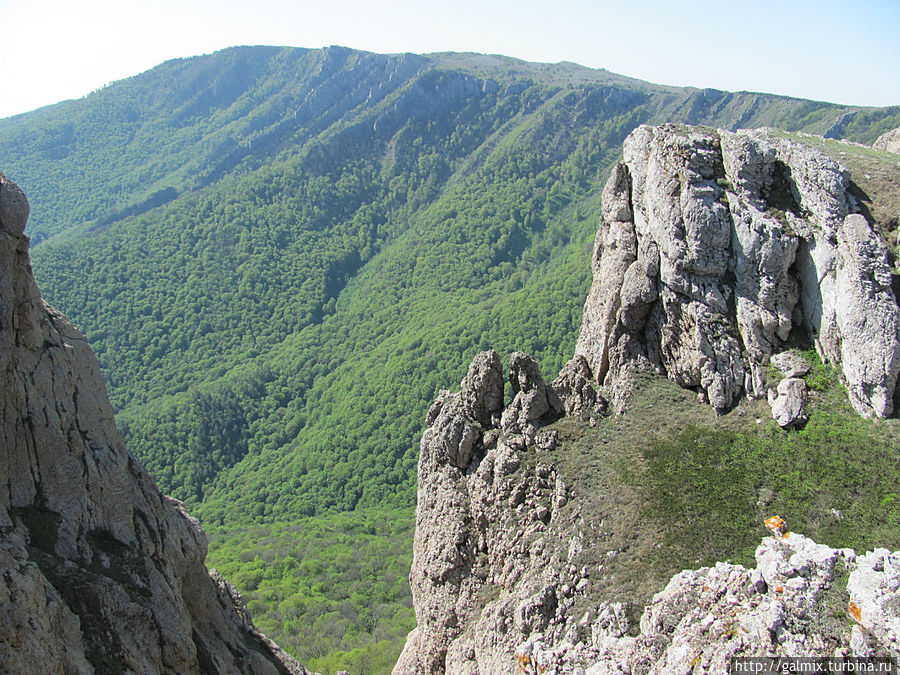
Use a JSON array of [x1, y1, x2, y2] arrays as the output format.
[[575, 124, 900, 419], [397, 126, 900, 674], [397, 349, 900, 673], [0, 173, 306, 674], [515, 527, 900, 672], [394, 351, 603, 673], [873, 128, 900, 154]]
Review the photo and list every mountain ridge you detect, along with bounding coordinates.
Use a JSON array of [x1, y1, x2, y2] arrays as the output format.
[[3, 46, 900, 670]]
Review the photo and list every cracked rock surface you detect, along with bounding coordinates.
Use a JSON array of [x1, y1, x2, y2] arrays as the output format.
[[575, 125, 900, 418], [394, 352, 602, 674], [515, 530, 900, 673], [0, 174, 306, 675]]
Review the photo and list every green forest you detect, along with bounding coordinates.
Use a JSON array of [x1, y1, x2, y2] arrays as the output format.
[[3, 45, 900, 672]]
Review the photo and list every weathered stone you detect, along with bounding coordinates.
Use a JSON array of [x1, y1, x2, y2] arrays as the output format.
[[499, 529, 898, 673], [460, 351, 504, 427], [423, 392, 482, 469], [873, 127, 900, 154], [501, 352, 563, 434], [0, 177, 305, 675], [551, 355, 602, 417], [832, 214, 900, 417], [770, 351, 811, 378], [847, 549, 900, 655], [575, 124, 900, 417], [398, 353, 576, 673], [397, 126, 900, 674], [0, 173, 29, 236], [768, 377, 809, 428]]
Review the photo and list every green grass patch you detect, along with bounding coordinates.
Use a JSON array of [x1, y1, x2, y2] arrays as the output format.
[[626, 376, 900, 576], [543, 367, 900, 616]]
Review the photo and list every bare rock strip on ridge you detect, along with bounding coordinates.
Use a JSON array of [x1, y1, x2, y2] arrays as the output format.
[[0, 173, 307, 674], [515, 527, 900, 671], [575, 124, 900, 419]]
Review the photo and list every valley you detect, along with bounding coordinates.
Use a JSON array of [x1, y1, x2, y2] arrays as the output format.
[[2, 46, 900, 672]]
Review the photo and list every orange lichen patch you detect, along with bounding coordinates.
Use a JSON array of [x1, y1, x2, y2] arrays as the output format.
[[516, 653, 546, 674], [775, 585, 784, 594], [764, 515, 787, 537], [849, 601, 862, 623], [703, 585, 710, 592], [764, 515, 784, 529], [516, 653, 531, 673]]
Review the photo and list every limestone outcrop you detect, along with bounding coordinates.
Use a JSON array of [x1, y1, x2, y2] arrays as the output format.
[[515, 527, 900, 672], [575, 124, 900, 418], [873, 128, 900, 154], [397, 348, 900, 673], [397, 126, 900, 674], [0, 174, 306, 674], [394, 351, 602, 674]]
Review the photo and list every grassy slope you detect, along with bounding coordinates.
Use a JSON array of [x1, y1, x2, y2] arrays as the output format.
[[518, 353, 900, 638]]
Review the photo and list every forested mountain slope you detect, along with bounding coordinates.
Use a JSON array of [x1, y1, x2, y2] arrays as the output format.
[[3, 45, 899, 671]]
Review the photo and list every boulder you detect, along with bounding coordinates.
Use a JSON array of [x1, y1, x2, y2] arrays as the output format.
[[770, 351, 811, 378], [768, 377, 809, 428], [873, 127, 900, 154]]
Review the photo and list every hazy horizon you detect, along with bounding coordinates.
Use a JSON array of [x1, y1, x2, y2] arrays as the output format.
[[5, 0, 899, 119]]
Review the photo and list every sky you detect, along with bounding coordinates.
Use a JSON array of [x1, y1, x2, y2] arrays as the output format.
[[3, 0, 899, 119]]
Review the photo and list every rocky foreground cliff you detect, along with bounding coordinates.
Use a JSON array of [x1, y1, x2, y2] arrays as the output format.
[[395, 126, 900, 673], [0, 174, 306, 673]]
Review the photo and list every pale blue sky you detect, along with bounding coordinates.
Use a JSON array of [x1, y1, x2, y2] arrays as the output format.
[[3, 0, 898, 118]]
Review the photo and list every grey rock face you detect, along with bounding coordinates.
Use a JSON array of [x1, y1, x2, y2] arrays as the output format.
[[515, 531, 900, 672], [873, 127, 900, 154], [500, 352, 563, 434], [771, 351, 811, 379], [397, 352, 588, 674], [0, 177, 306, 675], [550, 355, 603, 417], [768, 377, 809, 428], [575, 124, 900, 417], [847, 549, 900, 654], [0, 174, 29, 236], [461, 351, 505, 427]]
